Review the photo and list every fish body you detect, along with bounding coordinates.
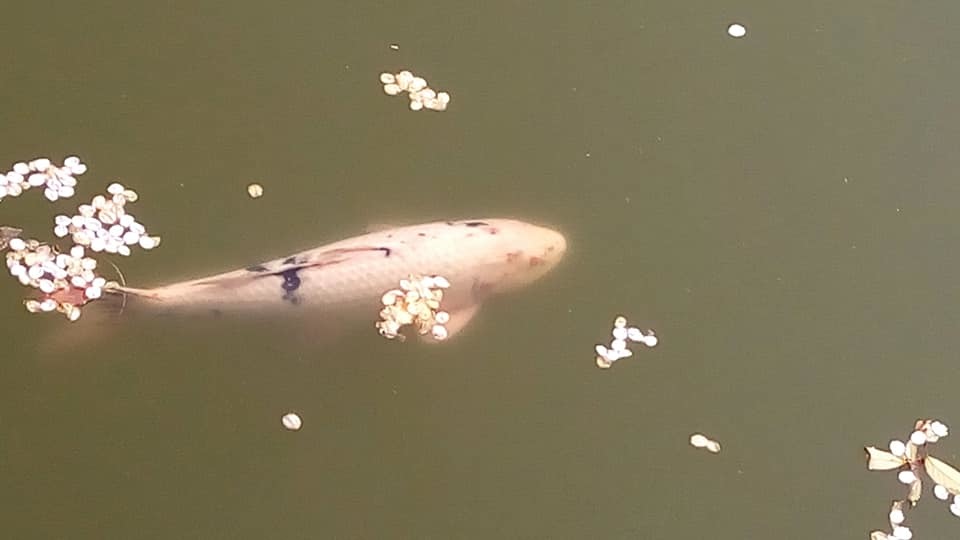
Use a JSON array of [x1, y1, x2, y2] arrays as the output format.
[[109, 219, 566, 337]]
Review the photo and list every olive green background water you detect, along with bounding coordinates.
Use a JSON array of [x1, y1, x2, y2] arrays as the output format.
[[2, 1, 960, 539]]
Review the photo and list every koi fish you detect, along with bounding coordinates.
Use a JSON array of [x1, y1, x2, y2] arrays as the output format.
[[105, 219, 566, 340]]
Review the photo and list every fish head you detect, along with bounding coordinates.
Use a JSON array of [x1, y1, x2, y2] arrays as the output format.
[[461, 218, 567, 292]]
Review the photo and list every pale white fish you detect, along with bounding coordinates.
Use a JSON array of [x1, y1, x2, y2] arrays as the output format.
[[106, 218, 567, 339]]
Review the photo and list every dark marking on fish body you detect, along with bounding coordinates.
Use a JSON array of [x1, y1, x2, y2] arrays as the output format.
[[376, 246, 391, 257], [463, 221, 488, 227], [283, 256, 298, 265], [529, 256, 545, 267], [280, 268, 302, 304], [488, 227, 499, 235], [246, 264, 269, 272], [417, 232, 426, 237]]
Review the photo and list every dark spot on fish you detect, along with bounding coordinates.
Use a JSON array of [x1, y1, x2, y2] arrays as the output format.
[[280, 268, 302, 304], [283, 256, 298, 265], [281, 270, 301, 292], [387, 234, 393, 238], [529, 256, 545, 267], [464, 221, 488, 227], [547, 246, 555, 252], [417, 232, 426, 237], [246, 264, 269, 272], [505, 250, 522, 263], [488, 227, 498, 235], [446, 221, 455, 225], [376, 246, 391, 257]]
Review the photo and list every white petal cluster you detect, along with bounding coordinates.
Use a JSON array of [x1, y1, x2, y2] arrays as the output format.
[[53, 182, 160, 256], [689, 433, 721, 454], [0, 156, 86, 202], [594, 315, 658, 368], [380, 71, 451, 112], [377, 275, 450, 341], [867, 419, 959, 539], [6, 238, 104, 321]]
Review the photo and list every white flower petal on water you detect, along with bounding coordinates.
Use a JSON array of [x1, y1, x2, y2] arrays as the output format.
[[888, 508, 905, 525], [396, 70, 414, 90], [28, 173, 47, 187], [596, 356, 612, 369], [892, 526, 912, 540], [12, 162, 29, 175], [380, 72, 396, 84], [117, 245, 131, 256], [611, 338, 627, 351], [107, 182, 125, 195], [247, 183, 264, 198], [138, 236, 158, 250], [281, 413, 302, 431], [910, 430, 927, 446], [889, 439, 906, 457], [381, 290, 399, 306], [85, 286, 102, 300], [409, 77, 427, 92], [27, 265, 44, 280], [690, 434, 709, 448], [897, 470, 917, 485], [435, 311, 450, 324], [29, 158, 51, 171], [934, 484, 950, 501], [432, 276, 450, 288], [39, 298, 58, 312], [54, 215, 71, 226], [613, 316, 627, 328], [932, 420, 950, 438], [612, 327, 628, 340], [24, 300, 42, 313], [727, 23, 747, 38], [409, 100, 424, 111], [431, 325, 448, 340], [53, 225, 69, 238], [437, 92, 450, 105], [57, 185, 75, 199], [38, 279, 56, 294], [642, 334, 659, 347], [383, 83, 402, 96], [43, 188, 58, 201], [9, 237, 26, 251], [122, 230, 140, 245], [595, 344, 608, 358], [71, 275, 88, 288]]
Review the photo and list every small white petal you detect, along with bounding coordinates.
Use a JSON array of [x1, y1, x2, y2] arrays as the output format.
[[910, 431, 927, 446], [951, 503, 960, 518], [43, 188, 58, 201], [85, 286, 102, 300], [892, 525, 912, 540], [90, 238, 106, 252], [53, 225, 69, 238], [434, 311, 450, 324], [611, 338, 627, 351], [57, 185, 75, 198], [107, 182, 125, 195], [29, 173, 48, 187], [122, 230, 140, 245], [12, 162, 29, 175], [117, 245, 131, 256], [63, 156, 80, 168], [889, 508, 905, 525], [138, 236, 158, 250], [932, 421, 950, 438], [379, 72, 396, 84], [431, 325, 448, 340], [690, 434, 709, 448], [92, 277, 106, 288], [70, 245, 84, 259], [432, 276, 450, 288], [38, 279, 56, 293], [9, 238, 26, 251], [281, 413, 302, 431], [71, 275, 88, 288], [612, 327, 628, 340], [934, 484, 950, 500], [39, 298, 58, 312], [54, 215, 71, 226], [595, 344, 608, 357], [613, 316, 627, 328], [383, 83, 402, 96], [898, 470, 917, 485], [409, 100, 424, 111]]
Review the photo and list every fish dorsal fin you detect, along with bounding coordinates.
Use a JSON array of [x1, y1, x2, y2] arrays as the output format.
[[419, 303, 482, 343]]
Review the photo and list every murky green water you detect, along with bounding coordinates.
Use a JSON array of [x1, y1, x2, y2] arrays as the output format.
[[3, 1, 960, 538]]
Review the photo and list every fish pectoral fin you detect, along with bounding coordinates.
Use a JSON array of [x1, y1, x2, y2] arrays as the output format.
[[419, 303, 482, 343]]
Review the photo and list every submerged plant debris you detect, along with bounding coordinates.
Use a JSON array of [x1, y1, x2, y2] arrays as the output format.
[[867, 418, 960, 539]]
